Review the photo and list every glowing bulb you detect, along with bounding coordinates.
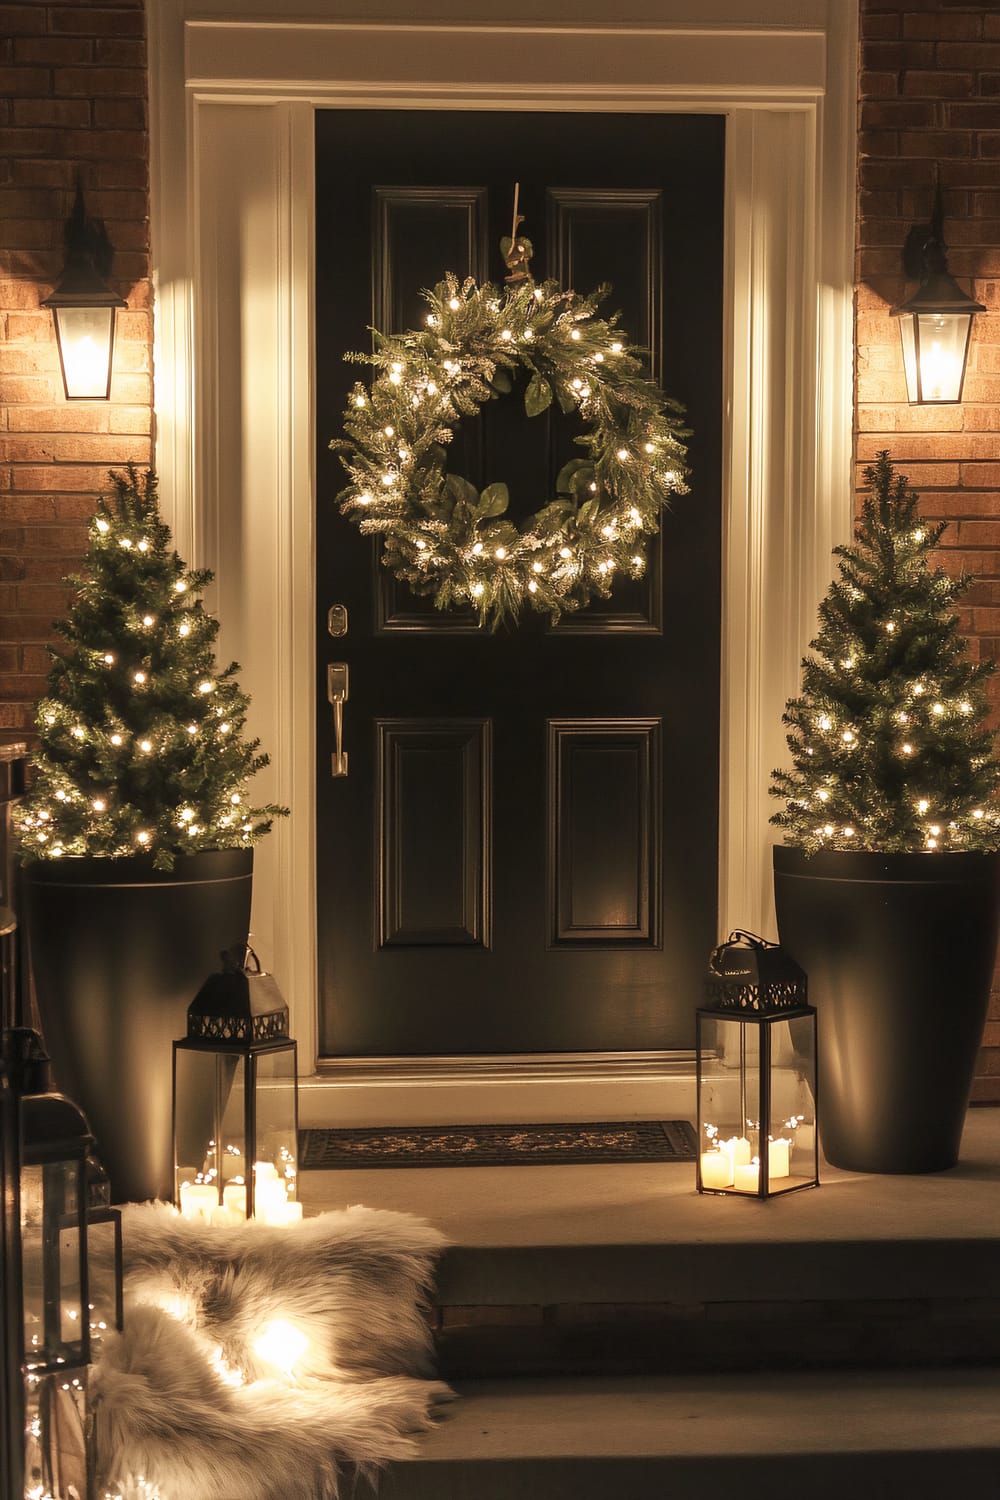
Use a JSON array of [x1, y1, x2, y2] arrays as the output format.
[[534, 288, 543, 301], [932, 703, 944, 716], [817, 790, 829, 802], [110, 733, 123, 746], [448, 297, 460, 311], [523, 328, 534, 340], [354, 394, 366, 408], [495, 547, 507, 560], [389, 371, 401, 385], [427, 381, 438, 395], [55, 790, 66, 799], [198, 680, 213, 694], [629, 507, 642, 525], [616, 448, 629, 462], [179, 622, 190, 636], [44, 713, 55, 725], [96, 518, 110, 533], [103, 653, 115, 664], [559, 546, 572, 559], [501, 329, 512, 341], [632, 555, 643, 568], [398, 448, 409, 461], [611, 342, 622, 353], [602, 525, 614, 538], [843, 827, 855, 837], [528, 580, 538, 593], [73, 725, 85, 739], [929, 824, 941, 836], [253, 1319, 308, 1375], [824, 824, 835, 836], [119, 538, 132, 550], [644, 442, 655, 454], [913, 529, 924, 542], [175, 580, 187, 593], [357, 492, 372, 506], [220, 722, 231, 734], [381, 473, 394, 486], [179, 808, 194, 822], [885, 621, 896, 633], [841, 657, 855, 670], [471, 582, 484, 597], [143, 614, 155, 627], [902, 743, 913, 755], [571, 329, 581, 341], [594, 351, 603, 362], [818, 715, 832, 731], [415, 538, 426, 551], [927, 836, 938, 849], [426, 314, 437, 327], [390, 361, 403, 373], [138, 540, 149, 552], [230, 793, 241, 805], [897, 712, 909, 724], [913, 683, 924, 695], [532, 561, 543, 573], [384, 425, 394, 437], [961, 701, 972, 714], [917, 798, 929, 814], [842, 730, 854, 743], [187, 723, 197, 735], [472, 542, 483, 555], [136, 830, 150, 845], [139, 739, 152, 753], [974, 809, 985, 820], [92, 799, 105, 813], [572, 377, 583, 390], [133, 671, 146, 685]]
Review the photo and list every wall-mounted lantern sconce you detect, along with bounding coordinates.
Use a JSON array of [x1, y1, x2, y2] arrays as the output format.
[[41, 183, 126, 401], [890, 181, 985, 405]]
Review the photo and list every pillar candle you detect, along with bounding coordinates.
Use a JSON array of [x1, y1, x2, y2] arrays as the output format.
[[732, 1161, 760, 1193], [222, 1183, 247, 1218], [179, 1182, 218, 1222], [264, 1201, 304, 1227], [767, 1138, 791, 1181], [721, 1136, 752, 1168], [700, 1152, 734, 1189]]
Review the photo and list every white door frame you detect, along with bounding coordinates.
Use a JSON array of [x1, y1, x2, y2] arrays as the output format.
[[148, 1, 857, 1124]]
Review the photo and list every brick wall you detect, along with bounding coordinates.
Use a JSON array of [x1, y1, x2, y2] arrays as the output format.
[[858, 0, 1000, 1100], [0, 0, 151, 749]]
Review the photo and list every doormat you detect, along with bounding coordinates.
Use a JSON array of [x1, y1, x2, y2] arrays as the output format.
[[299, 1119, 696, 1169]]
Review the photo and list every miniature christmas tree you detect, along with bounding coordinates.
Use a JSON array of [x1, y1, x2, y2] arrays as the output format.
[[15, 465, 287, 870], [770, 450, 1000, 854]]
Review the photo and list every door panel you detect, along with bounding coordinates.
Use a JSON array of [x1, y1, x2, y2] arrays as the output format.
[[315, 110, 724, 1058]]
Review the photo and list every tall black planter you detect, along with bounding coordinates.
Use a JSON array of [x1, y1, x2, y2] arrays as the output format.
[[773, 845, 1000, 1173], [20, 849, 252, 1204]]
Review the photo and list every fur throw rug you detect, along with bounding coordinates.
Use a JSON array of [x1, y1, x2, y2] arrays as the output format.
[[90, 1202, 451, 1500]]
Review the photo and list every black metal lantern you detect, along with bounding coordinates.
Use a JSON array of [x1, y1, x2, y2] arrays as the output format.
[[696, 931, 819, 1199], [890, 182, 985, 405], [5, 1028, 124, 1499], [40, 182, 126, 401], [173, 947, 299, 1225]]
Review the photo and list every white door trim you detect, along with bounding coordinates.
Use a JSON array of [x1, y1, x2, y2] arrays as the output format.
[[148, 1, 856, 1123]]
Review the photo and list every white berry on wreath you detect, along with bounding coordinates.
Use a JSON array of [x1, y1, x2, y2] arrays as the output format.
[[330, 261, 691, 630]]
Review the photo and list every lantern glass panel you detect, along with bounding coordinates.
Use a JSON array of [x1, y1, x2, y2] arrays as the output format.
[[907, 312, 972, 404], [697, 1012, 818, 1197], [252, 1047, 298, 1205], [52, 305, 115, 400], [20, 1162, 87, 1371], [85, 1209, 123, 1352]]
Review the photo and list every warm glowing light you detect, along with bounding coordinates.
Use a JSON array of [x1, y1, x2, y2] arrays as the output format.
[[138, 540, 149, 552], [495, 547, 506, 560], [110, 733, 123, 746], [103, 653, 115, 664], [823, 824, 835, 836], [389, 371, 401, 385], [932, 702, 944, 716], [818, 715, 832, 731], [885, 621, 896, 633], [523, 328, 534, 340], [571, 329, 581, 341], [913, 529, 924, 542], [559, 547, 572, 559], [187, 723, 197, 735], [471, 582, 484, 597], [842, 730, 854, 743], [139, 739, 152, 753], [354, 394, 366, 408], [572, 377, 583, 390], [119, 538, 132, 550], [611, 341, 622, 353], [974, 809, 985, 820], [912, 683, 925, 695], [929, 824, 941, 836], [230, 793, 241, 804], [902, 743, 913, 755], [381, 473, 394, 486], [133, 671, 146, 685], [843, 827, 855, 837], [917, 798, 929, 813], [384, 425, 394, 437], [179, 622, 190, 636], [528, 580, 538, 593], [179, 808, 194, 823], [96, 518, 110, 533], [644, 442, 655, 454], [472, 542, 483, 555], [136, 831, 150, 845], [616, 448, 629, 462], [532, 561, 543, 573], [198, 680, 213, 694], [448, 297, 460, 311], [220, 722, 231, 734], [817, 790, 829, 802], [92, 799, 105, 813], [961, 701, 972, 714], [73, 726, 85, 739], [501, 329, 512, 341], [175, 581, 187, 593], [253, 1319, 308, 1376], [357, 493, 372, 506], [143, 614, 155, 627]]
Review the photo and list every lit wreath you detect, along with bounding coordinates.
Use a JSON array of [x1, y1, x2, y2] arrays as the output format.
[[331, 261, 690, 629]]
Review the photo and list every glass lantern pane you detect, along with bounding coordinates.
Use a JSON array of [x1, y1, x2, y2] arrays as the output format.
[[85, 1210, 123, 1352], [249, 1047, 299, 1222], [53, 305, 114, 399], [765, 1012, 818, 1195], [21, 1163, 86, 1371], [914, 312, 970, 403], [175, 1049, 246, 1222], [697, 1016, 763, 1192], [23, 1369, 89, 1500]]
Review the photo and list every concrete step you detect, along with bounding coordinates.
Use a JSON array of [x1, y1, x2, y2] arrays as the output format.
[[374, 1369, 1000, 1499]]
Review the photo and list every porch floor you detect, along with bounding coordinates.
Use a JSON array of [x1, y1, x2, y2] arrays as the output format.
[[299, 1104, 1000, 1308]]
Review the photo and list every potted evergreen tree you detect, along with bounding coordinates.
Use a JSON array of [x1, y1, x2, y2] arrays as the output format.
[[771, 451, 1000, 1173], [15, 466, 286, 1203]]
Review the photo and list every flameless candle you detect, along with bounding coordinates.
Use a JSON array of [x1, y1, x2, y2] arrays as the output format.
[[264, 1201, 304, 1227], [700, 1152, 734, 1189], [211, 1206, 243, 1228], [733, 1160, 760, 1193], [222, 1183, 247, 1218], [179, 1182, 218, 1222], [721, 1136, 752, 1168], [767, 1138, 791, 1181], [254, 1176, 289, 1222]]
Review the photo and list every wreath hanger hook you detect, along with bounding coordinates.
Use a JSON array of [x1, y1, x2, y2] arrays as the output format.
[[503, 181, 533, 285]]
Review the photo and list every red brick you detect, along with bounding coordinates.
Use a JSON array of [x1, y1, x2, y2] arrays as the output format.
[[14, 37, 93, 67], [11, 98, 92, 129], [860, 159, 936, 189], [939, 42, 1000, 71], [94, 39, 145, 68], [899, 130, 973, 158], [861, 101, 936, 129], [6, 406, 111, 435], [94, 160, 148, 191], [903, 13, 983, 42], [0, 5, 47, 36], [52, 66, 145, 98], [0, 66, 51, 97], [946, 101, 1000, 129], [49, 6, 145, 37], [10, 466, 109, 494], [94, 99, 147, 130], [866, 42, 937, 70], [902, 71, 975, 99], [862, 13, 900, 41], [859, 71, 899, 98]]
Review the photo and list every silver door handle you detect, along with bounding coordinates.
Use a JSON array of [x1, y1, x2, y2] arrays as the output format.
[[327, 662, 349, 777]]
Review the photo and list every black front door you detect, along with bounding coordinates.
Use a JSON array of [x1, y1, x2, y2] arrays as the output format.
[[315, 110, 724, 1058]]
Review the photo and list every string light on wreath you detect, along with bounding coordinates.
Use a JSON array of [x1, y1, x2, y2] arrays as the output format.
[[331, 208, 690, 629]]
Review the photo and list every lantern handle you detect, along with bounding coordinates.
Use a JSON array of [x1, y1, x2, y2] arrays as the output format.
[[709, 929, 776, 974]]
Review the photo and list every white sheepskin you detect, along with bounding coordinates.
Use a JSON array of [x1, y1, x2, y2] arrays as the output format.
[[90, 1202, 452, 1499]]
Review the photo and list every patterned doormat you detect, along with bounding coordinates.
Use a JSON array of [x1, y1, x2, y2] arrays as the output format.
[[298, 1119, 696, 1169]]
